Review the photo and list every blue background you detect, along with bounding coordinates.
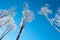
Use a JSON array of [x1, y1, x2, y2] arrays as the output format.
[[0, 0, 60, 40]]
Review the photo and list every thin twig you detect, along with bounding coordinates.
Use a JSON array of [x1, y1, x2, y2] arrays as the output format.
[[0, 28, 12, 40]]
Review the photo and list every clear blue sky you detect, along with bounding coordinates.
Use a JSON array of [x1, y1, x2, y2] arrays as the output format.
[[0, 0, 60, 40]]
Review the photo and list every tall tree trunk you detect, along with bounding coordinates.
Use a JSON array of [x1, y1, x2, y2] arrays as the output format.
[[16, 24, 24, 40]]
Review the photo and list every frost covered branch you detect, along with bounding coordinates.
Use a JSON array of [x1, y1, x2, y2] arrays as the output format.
[[0, 7, 16, 40], [38, 4, 60, 32], [16, 2, 34, 40]]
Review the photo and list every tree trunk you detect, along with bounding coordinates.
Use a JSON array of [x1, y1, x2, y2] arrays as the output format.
[[16, 24, 24, 40]]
